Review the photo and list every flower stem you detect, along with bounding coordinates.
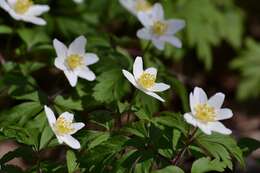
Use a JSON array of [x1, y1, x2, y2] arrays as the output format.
[[142, 41, 152, 57], [171, 127, 198, 165]]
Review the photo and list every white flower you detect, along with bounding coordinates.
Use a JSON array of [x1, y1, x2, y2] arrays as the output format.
[[119, 0, 152, 16], [137, 3, 185, 50], [184, 87, 233, 135], [0, 0, 49, 25], [53, 35, 99, 87], [73, 0, 84, 4], [44, 106, 85, 149], [122, 56, 170, 102]]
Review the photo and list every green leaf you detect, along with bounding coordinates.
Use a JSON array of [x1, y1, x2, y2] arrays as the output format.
[[54, 95, 83, 111], [93, 69, 130, 103], [40, 125, 54, 149], [0, 25, 12, 34], [88, 132, 110, 150], [152, 166, 184, 173], [66, 150, 78, 173], [238, 137, 260, 156], [191, 157, 226, 173]]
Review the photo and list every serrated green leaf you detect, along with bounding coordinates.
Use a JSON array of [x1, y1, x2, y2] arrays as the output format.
[[66, 150, 78, 173], [152, 166, 184, 173], [191, 157, 226, 173]]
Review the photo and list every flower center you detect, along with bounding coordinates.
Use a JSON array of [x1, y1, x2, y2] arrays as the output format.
[[54, 117, 74, 135], [137, 72, 156, 89], [194, 104, 216, 123], [152, 21, 168, 36], [14, 0, 33, 14], [66, 54, 83, 70], [135, 0, 151, 12]]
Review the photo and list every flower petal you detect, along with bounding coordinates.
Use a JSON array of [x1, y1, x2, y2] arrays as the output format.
[[149, 83, 170, 92], [215, 108, 233, 121], [208, 122, 232, 135], [60, 135, 81, 149], [137, 28, 151, 40], [84, 53, 99, 66], [70, 123, 85, 134], [60, 112, 74, 122], [22, 16, 47, 25], [133, 56, 144, 80], [189, 92, 196, 114], [76, 67, 96, 81], [144, 91, 165, 102], [193, 87, 208, 105], [137, 12, 153, 27], [64, 70, 78, 87], [68, 35, 86, 55], [26, 5, 49, 16], [144, 67, 157, 77], [119, 0, 136, 15], [151, 3, 164, 21], [122, 69, 138, 88], [197, 122, 212, 135], [152, 38, 165, 50], [7, 0, 16, 6], [167, 19, 186, 34], [184, 113, 197, 127], [162, 36, 182, 48], [53, 39, 67, 58], [0, 0, 12, 12], [208, 93, 225, 109], [54, 57, 66, 70], [44, 105, 56, 127]]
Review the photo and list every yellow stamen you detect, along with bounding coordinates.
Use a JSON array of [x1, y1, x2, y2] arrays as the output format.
[[66, 54, 83, 70], [14, 0, 33, 14], [194, 104, 215, 123], [152, 21, 168, 36], [54, 117, 74, 135], [135, 0, 151, 12], [138, 72, 156, 89]]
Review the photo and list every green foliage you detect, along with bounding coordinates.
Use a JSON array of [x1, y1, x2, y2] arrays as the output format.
[[191, 157, 226, 173], [152, 166, 184, 173], [231, 38, 260, 100]]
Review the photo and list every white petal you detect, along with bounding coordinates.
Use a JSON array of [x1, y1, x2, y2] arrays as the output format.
[[215, 108, 233, 121], [133, 56, 144, 80], [151, 3, 164, 21], [208, 122, 232, 135], [193, 87, 208, 105], [25, 5, 49, 16], [60, 135, 81, 149], [64, 70, 78, 87], [137, 28, 152, 40], [0, 0, 12, 12], [122, 70, 138, 88], [144, 67, 157, 77], [59, 112, 74, 122], [53, 39, 67, 58], [197, 122, 212, 135], [54, 57, 66, 70], [68, 36, 86, 55], [152, 38, 165, 50], [44, 106, 56, 127], [208, 93, 225, 109], [149, 83, 170, 92], [7, 0, 16, 6], [70, 123, 85, 134], [189, 92, 196, 114], [76, 67, 96, 81], [22, 16, 47, 25], [56, 135, 63, 144], [137, 12, 153, 27], [119, 0, 136, 15], [84, 53, 99, 66], [144, 91, 165, 102], [184, 113, 197, 127], [167, 19, 186, 34], [161, 36, 182, 48]]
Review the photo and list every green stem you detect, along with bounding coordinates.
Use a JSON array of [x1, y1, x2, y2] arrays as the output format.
[[142, 41, 152, 58], [171, 127, 198, 165]]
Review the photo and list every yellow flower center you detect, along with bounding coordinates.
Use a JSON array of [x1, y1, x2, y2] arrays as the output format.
[[194, 104, 216, 123], [152, 21, 168, 36], [135, 0, 152, 12], [137, 72, 156, 89], [66, 54, 83, 70], [14, 0, 33, 14], [54, 117, 74, 135]]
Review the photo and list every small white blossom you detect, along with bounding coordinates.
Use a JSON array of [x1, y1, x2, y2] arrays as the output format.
[[44, 106, 85, 149], [122, 56, 170, 102], [53, 35, 99, 87], [184, 87, 233, 135], [0, 0, 49, 25], [73, 0, 84, 4], [137, 3, 185, 50], [119, 0, 152, 16]]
